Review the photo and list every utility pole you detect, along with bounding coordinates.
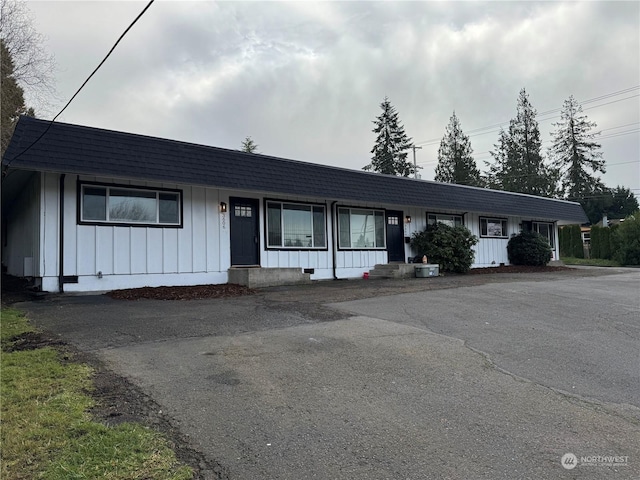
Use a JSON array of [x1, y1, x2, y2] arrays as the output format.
[[411, 145, 422, 179]]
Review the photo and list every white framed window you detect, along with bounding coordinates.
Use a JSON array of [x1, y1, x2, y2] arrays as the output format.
[[80, 183, 181, 226], [338, 207, 386, 249], [427, 213, 463, 227], [533, 222, 555, 249], [480, 217, 508, 238], [266, 201, 326, 249]]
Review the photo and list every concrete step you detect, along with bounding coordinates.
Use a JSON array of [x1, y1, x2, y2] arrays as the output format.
[[228, 267, 311, 288], [369, 263, 415, 279]]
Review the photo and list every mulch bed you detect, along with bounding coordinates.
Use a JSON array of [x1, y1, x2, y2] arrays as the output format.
[[4, 267, 572, 303], [468, 265, 570, 274], [107, 283, 255, 301]]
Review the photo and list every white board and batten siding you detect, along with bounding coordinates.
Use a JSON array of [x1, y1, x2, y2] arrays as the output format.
[[56, 174, 227, 292], [26, 173, 558, 292], [400, 209, 559, 267]]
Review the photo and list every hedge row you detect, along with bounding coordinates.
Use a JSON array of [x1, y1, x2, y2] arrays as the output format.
[[559, 225, 583, 258]]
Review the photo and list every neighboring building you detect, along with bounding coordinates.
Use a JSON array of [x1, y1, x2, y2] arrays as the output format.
[[2, 116, 588, 292]]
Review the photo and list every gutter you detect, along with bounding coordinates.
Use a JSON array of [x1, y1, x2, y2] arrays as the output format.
[[58, 174, 65, 293], [331, 201, 338, 280]]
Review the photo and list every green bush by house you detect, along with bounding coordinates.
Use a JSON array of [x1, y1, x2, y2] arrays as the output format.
[[410, 223, 478, 273], [507, 231, 552, 266]]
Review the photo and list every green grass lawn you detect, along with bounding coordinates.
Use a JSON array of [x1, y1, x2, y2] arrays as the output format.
[[1, 308, 193, 480], [561, 257, 621, 267]]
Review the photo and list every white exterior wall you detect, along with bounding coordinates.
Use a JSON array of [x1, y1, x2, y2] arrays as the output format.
[[59, 175, 227, 292], [399, 209, 559, 267], [3, 173, 41, 279], [466, 212, 515, 267], [40, 176, 365, 291], [25, 173, 560, 292]]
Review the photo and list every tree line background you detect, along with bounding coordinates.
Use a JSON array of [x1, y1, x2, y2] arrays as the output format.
[[362, 92, 637, 226]]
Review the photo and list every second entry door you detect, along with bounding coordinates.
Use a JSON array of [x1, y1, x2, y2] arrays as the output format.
[[229, 197, 260, 266], [386, 210, 405, 262]]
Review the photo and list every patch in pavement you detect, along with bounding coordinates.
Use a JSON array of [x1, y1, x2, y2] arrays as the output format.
[[97, 316, 640, 480]]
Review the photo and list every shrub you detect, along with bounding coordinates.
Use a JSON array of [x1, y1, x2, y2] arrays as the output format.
[[559, 225, 583, 258], [613, 211, 640, 265], [410, 223, 478, 273], [570, 224, 584, 258], [590, 225, 617, 260], [507, 231, 552, 266]]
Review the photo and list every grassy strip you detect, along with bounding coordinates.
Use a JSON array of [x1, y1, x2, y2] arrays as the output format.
[[1, 308, 193, 480], [561, 257, 621, 267]]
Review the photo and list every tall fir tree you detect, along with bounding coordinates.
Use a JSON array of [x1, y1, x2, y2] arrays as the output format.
[[363, 97, 415, 177], [548, 95, 606, 200], [434, 112, 482, 187], [488, 88, 557, 197]]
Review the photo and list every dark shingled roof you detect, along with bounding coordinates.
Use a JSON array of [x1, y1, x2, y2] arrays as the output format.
[[3, 116, 587, 223]]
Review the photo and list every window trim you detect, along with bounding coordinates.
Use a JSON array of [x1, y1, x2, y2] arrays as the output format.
[[426, 212, 465, 227], [337, 205, 387, 250], [479, 217, 508, 238], [532, 221, 556, 250], [77, 181, 183, 228], [263, 199, 328, 251]]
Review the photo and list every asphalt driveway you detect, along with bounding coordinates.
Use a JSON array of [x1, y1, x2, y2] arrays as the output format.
[[14, 268, 640, 479]]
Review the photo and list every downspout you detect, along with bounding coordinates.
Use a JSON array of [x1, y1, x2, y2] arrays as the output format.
[[58, 174, 65, 293], [331, 201, 338, 280]]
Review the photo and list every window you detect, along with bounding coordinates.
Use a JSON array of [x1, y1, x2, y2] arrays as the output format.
[[266, 201, 326, 248], [480, 217, 508, 238], [235, 205, 252, 217], [80, 184, 181, 226], [338, 208, 385, 249], [427, 213, 463, 227], [533, 222, 555, 248]]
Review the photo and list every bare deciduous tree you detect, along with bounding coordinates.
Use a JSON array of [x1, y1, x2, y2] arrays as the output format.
[[0, 0, 56, 112]]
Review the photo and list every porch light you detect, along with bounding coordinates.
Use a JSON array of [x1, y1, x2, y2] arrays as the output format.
[[405, 215, 412, 223], [220, 201, 227, 213]]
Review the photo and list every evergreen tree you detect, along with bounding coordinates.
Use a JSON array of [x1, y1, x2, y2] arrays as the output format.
[[578, 185, 639, 224], [549, 95, 605, 199], [609, 186, 638, 219], [1, 38, 33, 157], [578, 187, 613, 224], [240, 136, 259, 153], [434, 112, 482, 186], [487, 88, 557, 196], [363, 97, 415, 177]]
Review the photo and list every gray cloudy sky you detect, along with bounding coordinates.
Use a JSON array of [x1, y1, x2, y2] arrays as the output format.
[[27, 1, 640, 193]]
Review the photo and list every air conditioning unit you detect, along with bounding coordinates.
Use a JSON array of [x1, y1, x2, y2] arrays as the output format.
[[415, 264, 439, 278]]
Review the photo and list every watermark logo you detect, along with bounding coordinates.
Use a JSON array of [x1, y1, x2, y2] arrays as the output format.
[[561, 453, 629, 469], [561, 453, 578, 470]]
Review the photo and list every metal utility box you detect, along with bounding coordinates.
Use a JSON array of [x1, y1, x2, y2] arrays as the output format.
[[415, 264, 439, 278]]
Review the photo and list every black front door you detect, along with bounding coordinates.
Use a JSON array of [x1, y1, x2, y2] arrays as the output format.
[[230, 197, 259, 266], [386, 210, 405, 262]]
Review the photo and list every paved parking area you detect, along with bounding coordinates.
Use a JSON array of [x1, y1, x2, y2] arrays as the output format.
[[16, 268, 640, 479]]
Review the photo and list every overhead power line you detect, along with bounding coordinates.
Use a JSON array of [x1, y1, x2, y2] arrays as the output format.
[[416, 124, 640, 166], [414, 85, 640, 147], [3, 0, 156, 172]]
